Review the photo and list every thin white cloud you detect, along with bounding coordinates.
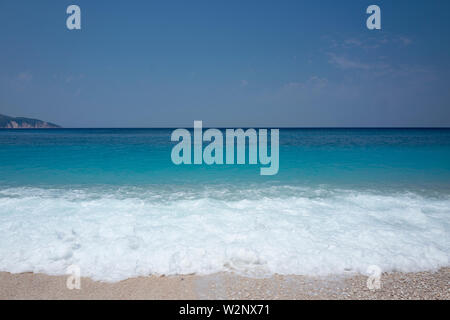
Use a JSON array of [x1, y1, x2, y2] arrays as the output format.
[[17, 72, 32, 81], [344, 38, 363, 47], [398, 36, 412, 46], [52, 73, 85, 83], [328, 53, 371, 70], [284, 76, 328, 90], [327, 34, 413, 50]]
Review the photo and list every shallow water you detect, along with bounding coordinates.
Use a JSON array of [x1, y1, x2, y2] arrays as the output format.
[[0, 128, 449, 281]]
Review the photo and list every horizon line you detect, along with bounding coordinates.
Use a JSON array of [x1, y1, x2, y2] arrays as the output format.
[[2, 127, 450, 130]]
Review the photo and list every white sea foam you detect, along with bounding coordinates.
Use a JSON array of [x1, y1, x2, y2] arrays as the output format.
[[0, 186, 449, 282]]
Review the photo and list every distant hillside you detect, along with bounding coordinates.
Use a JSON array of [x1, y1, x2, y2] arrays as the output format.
[[0, 114, 60, 128]]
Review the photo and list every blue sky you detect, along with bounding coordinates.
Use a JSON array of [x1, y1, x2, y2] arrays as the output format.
[[0, 0, 449, 127]]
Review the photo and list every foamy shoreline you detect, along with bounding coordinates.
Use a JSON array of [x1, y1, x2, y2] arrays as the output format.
[[1, 268, 448, 300]]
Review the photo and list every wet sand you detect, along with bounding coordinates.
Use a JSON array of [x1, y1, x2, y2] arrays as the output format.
[[0, 268, 449, 300]]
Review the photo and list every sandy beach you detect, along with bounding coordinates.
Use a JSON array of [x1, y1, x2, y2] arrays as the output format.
[[1, 268, 448, 300]]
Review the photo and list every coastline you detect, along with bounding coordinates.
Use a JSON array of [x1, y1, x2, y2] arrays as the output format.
[[1, 268, 448, 300]]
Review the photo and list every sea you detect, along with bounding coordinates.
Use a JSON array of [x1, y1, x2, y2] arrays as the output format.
[[0, 128, 449, 282]]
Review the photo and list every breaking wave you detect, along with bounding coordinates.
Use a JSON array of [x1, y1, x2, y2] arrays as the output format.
[[0, 185, 448, 282]]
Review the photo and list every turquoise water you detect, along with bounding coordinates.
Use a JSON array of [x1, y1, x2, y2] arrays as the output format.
[[1, 128, 450, 190], [0, 128, 449, 281]]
